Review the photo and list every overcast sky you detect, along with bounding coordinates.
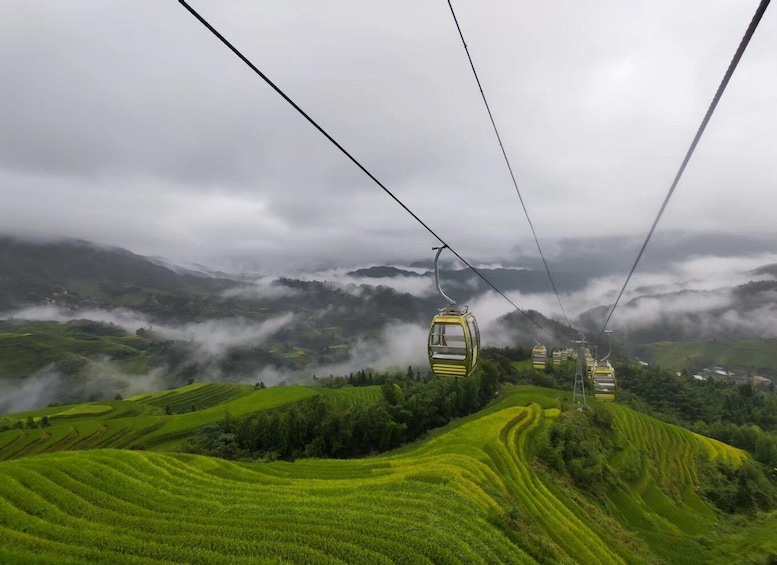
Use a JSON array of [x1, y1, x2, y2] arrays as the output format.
[[1, 1, 775, 273]]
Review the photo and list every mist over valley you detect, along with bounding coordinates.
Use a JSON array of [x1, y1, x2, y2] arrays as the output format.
[[2, 234, 777, 413]]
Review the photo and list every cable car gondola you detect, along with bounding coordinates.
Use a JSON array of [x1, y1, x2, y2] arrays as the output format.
[[593, 330, 616, 401], [592, 361, 616, 401], [428, 246, 480, 377], [532, 344, 547, 370], [552, 349, 562, 367]]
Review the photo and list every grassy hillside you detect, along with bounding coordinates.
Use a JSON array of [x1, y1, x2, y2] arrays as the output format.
[[0, 319, 152, 378], [0, 384, 383, 459], [637, 339, 777, 373], [1, 385, 774, 564]]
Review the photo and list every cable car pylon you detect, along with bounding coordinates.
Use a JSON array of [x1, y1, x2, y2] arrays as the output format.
[[572, 338, 587, 408]]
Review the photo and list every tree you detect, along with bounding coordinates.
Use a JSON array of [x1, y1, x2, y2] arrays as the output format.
[[755, 435, 777, 467]]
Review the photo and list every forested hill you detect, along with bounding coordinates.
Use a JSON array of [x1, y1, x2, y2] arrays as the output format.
[[0, 237, 439, 328], [0, 236, 238, 310], [577, 279, 777, 343], [349, 264, 589, 298]]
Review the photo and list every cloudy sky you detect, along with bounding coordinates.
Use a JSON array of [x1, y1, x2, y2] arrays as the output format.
[[2, 1, 775, 272]]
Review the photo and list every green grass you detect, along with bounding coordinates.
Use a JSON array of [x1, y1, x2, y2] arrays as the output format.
[[0, 384, 775, 563], [511, 359, 534, 371], [52, 405, 114, 418]]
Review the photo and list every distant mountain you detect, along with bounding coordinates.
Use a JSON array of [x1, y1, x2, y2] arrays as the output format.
[[576, 279, 777, 343], [0, 238, 450, 405], [442, 267, 586, 296], [0, 237, 238, 311], [750, 263, 777, 278], [347, 266, 424, 278], [147, 256, 251, 281], [492, 308, 578, 347], [350, 264, 587, 297], [518, 231, 777, 277]]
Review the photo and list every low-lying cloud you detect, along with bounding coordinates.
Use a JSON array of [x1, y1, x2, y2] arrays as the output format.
[[0, 359, 172, 415], [0, 367, 62, 414], [295, 265, 436, 297], [5, 250, 777, 408], [7, 305, 295, 359], [251, 322, 430, 385]]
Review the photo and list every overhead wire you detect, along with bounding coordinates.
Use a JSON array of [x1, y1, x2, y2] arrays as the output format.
[[177, 0, 558, 340], [597, 0, 771, 338], [446, 0, 573, 330]]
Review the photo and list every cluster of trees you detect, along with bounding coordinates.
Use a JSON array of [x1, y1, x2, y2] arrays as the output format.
[[185, 362, 500, 461], [698, 458, 777, 513], [481, 347, 576, 390], [616, 364, 777, 467], [314, 368, 419, 388], [0, 415, 50, 432], [618, 364, 777, 428], [535, 398, 777, 514], [537, 405, 617, 492]]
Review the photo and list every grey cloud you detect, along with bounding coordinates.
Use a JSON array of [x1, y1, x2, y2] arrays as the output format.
[[0, 368, 62, 415], [8, 306, 295, 360], [1, 1, 775, 271]]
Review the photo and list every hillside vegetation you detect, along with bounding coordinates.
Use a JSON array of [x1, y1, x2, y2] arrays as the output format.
[[637, 339, 777, 373], [0, 384, 316, 458], [1, 384, 776, 564], [0, 319, 152, 378]]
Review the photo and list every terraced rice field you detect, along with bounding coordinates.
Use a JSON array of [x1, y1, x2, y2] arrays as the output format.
[[0, 385, 777, 564], [131, 382, 252, 413], [0, 385, 390, 460], [0, 394, 619, 564], [0, 385, 767, 564], [606, 404, 748, 563], [318, 385, 382, 408], [0, 385, 318, 460]]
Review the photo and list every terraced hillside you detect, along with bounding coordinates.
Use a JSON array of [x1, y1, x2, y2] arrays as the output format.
[[0, 319, 152, 378], [1, 386, 774, 564], [0, 384, 383, 460]]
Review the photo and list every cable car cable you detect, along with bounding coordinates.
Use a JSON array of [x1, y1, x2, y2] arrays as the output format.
[[178, 0, 558, 340], [597, 0, 770, 338], [446, 0, 573, 330]]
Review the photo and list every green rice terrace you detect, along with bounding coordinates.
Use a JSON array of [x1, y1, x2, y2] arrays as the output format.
[[1, 383, 776, 564]]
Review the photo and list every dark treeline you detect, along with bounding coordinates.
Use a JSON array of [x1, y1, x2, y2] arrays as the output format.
[[616, 364, 777, 467], [481, 347, 576, 389], [184, 347, 578, 462], [184, 361, 501, 461]]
